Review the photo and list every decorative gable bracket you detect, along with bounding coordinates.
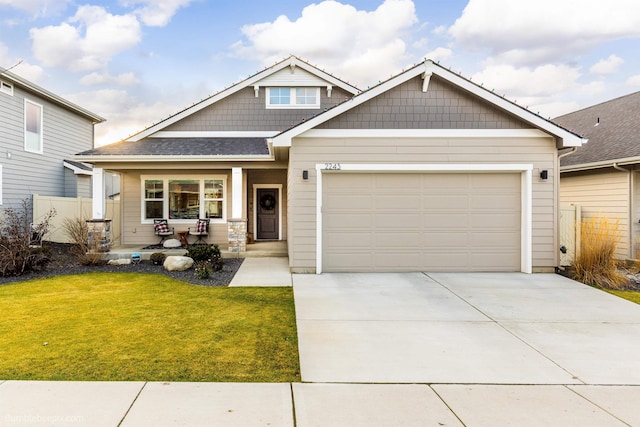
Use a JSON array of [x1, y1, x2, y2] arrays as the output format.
[[422, 70, 432, 93]]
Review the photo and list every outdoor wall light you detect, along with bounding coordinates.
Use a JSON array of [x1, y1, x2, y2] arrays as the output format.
[[302, 170, 309, 180], [540, 170, 548, 180]]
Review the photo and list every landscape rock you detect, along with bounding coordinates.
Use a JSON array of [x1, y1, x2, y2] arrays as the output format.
[[108, 258, 131, 265], [164, 256, 194, 272], [163, 238, 182, 249]]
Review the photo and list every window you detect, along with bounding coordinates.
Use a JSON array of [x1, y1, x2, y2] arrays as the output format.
[[24, 100, 43, 153], [0, 80, 13, 96], [141, 176, 226, 222], [266, 87, 320, 109]]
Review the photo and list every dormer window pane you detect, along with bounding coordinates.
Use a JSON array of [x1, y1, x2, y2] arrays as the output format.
[[269, 88, 291, 105], [296, 88, 317, 105]]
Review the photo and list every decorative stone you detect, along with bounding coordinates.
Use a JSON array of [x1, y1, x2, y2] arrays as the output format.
[[163, 238, 182, 249], [164, 256, 194, 272], [108, 258, 131, 265]]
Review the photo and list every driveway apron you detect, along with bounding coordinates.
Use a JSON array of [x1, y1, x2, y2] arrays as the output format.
[[292, 272, 640, 385]]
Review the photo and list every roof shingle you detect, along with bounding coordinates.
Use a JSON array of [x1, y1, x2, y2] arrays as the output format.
[[556, 91, 640, 167]]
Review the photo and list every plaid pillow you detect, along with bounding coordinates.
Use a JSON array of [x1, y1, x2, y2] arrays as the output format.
[[196, 219, 208, 233], [154, 221, 169, 234]]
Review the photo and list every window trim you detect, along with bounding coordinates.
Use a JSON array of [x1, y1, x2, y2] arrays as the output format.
[[0, 80, 13, 96], [266, 87, 320, 109], [24, 99, 44, 154], [140, 175, 227, 224]]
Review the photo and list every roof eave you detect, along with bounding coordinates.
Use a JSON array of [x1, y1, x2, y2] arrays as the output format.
[[561, 155, 640, 173], [74, 154, 274, 163]]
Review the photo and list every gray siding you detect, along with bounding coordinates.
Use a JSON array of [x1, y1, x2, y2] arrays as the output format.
[[318, 76, 529, 129], [0, 85, 95, 210], [165, 86, 353, 132], [560, 169, 631, 259], [288, 136, 558, 272]]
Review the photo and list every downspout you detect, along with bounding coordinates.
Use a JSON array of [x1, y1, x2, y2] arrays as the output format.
[[613, 162, 633, 259], [557, 147, 578, 268]]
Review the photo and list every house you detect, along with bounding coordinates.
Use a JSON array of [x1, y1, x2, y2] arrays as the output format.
[[557, 91, 640, 260], [76, 56, 585, 273], [0, 69, 105, 211]]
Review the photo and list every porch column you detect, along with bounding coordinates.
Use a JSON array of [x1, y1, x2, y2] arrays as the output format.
[[231, 167, 243, 219], [92, 167, 105, 219]]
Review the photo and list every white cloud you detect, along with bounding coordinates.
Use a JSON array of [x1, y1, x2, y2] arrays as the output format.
[[589, 54, 624, 75], [0, 0, 71, 16], [425, 47, 452, 62], [449, 0, 640, 66], [0, 42, 44, 82], [79, 71, 140, 86], [30, 5, 141, 72], [471, 64, 582, 98], [231, 0, 418, 88], [122, 0, 193, 27], [626, 75, 640, 86]]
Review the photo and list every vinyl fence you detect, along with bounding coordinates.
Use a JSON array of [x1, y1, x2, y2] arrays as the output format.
[[32, 194, 121, 245]]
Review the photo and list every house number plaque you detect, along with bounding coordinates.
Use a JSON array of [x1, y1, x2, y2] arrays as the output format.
[[324, 163, 342, 170]]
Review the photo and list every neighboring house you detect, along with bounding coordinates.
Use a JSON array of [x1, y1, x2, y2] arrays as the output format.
[[557, 91, 640, 260], [77, 56, 584, 273], [0, 69, 105, 210]]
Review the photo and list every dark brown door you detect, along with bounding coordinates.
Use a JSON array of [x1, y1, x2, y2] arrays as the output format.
[[257, 188, 279, 240]]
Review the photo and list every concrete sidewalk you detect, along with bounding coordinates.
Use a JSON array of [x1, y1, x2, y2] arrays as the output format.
[[1, 381, 638, 426]]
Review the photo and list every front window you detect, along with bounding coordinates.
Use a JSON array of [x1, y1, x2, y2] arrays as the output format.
[[266, 87, 320, 109], [141, 176, 226, 222], [24, 100, 43, 153]]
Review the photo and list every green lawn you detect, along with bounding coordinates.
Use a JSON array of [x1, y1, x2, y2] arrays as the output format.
[[0, 272, 299, 382], [607, 290, 640, 305]]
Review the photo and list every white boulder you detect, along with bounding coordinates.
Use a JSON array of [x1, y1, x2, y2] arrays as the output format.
[[108, 258, 131, 265], [163, 238, 182, 249], [164, 256, 194, 272]]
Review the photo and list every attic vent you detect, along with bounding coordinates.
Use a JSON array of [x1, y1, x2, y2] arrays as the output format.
[[594, 117, 600, 126], [0, 80, 13, 96]]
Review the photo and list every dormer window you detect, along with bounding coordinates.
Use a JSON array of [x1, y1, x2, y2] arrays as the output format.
[[266, 87, 320, 109], [0, 80, 13, 96]]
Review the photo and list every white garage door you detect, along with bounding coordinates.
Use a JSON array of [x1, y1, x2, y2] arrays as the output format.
[[322, 172, 521, 272]]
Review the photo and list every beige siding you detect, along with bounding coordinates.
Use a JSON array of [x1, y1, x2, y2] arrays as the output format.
[[560, 169, 631, 259], [288, 136, 558, 272], [121, 170, 233, 245]]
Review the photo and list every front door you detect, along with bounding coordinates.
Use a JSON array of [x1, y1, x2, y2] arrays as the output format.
[[256, 188, 279, 240]]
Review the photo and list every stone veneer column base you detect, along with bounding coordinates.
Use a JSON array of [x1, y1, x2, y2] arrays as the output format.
[[227, 219, 247, 253]]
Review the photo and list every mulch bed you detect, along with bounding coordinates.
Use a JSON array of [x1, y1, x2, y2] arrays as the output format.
[[0, 242, 243, 287]]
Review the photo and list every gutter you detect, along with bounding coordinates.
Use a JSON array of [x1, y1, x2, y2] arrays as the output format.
[[560, 155, 640, 173]]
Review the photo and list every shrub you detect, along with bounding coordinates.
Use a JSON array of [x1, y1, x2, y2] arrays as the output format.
[[0, 199, 56, 277], [571, 216, 628, 289], [194, 260, 211, 279], [186, 244, 223, 272], [61, 217, 103, 265], [150, 252, 166, 265]]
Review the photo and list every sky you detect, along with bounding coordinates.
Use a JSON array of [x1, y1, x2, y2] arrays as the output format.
[[1, 0, 639, 146]]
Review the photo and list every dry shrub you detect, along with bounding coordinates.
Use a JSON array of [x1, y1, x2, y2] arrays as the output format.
[[61, 217, 103, 265], [0, 199, 56, 276], [571, 216, 628, 289]]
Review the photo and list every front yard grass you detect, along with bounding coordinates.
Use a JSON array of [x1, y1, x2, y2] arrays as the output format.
[[0, 272, 299, 382], [607, 290, 640, 305]]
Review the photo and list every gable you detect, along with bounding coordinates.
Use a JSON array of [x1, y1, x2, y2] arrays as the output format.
[[317, 75, 529, 130], [163, 85, 354, 133]]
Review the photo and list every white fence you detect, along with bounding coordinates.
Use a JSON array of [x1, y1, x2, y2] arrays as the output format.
[[32, 194, 121, 245], [559, 204, 581, 266]]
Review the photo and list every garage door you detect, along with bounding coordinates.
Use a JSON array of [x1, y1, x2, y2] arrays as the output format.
[[322, 172, 521, 272]]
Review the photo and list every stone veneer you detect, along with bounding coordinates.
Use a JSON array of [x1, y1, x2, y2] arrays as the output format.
[[227, 219, 247, 252]]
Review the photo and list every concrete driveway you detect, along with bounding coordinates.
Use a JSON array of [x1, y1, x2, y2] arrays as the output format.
[[293, 272, 640, 385]]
